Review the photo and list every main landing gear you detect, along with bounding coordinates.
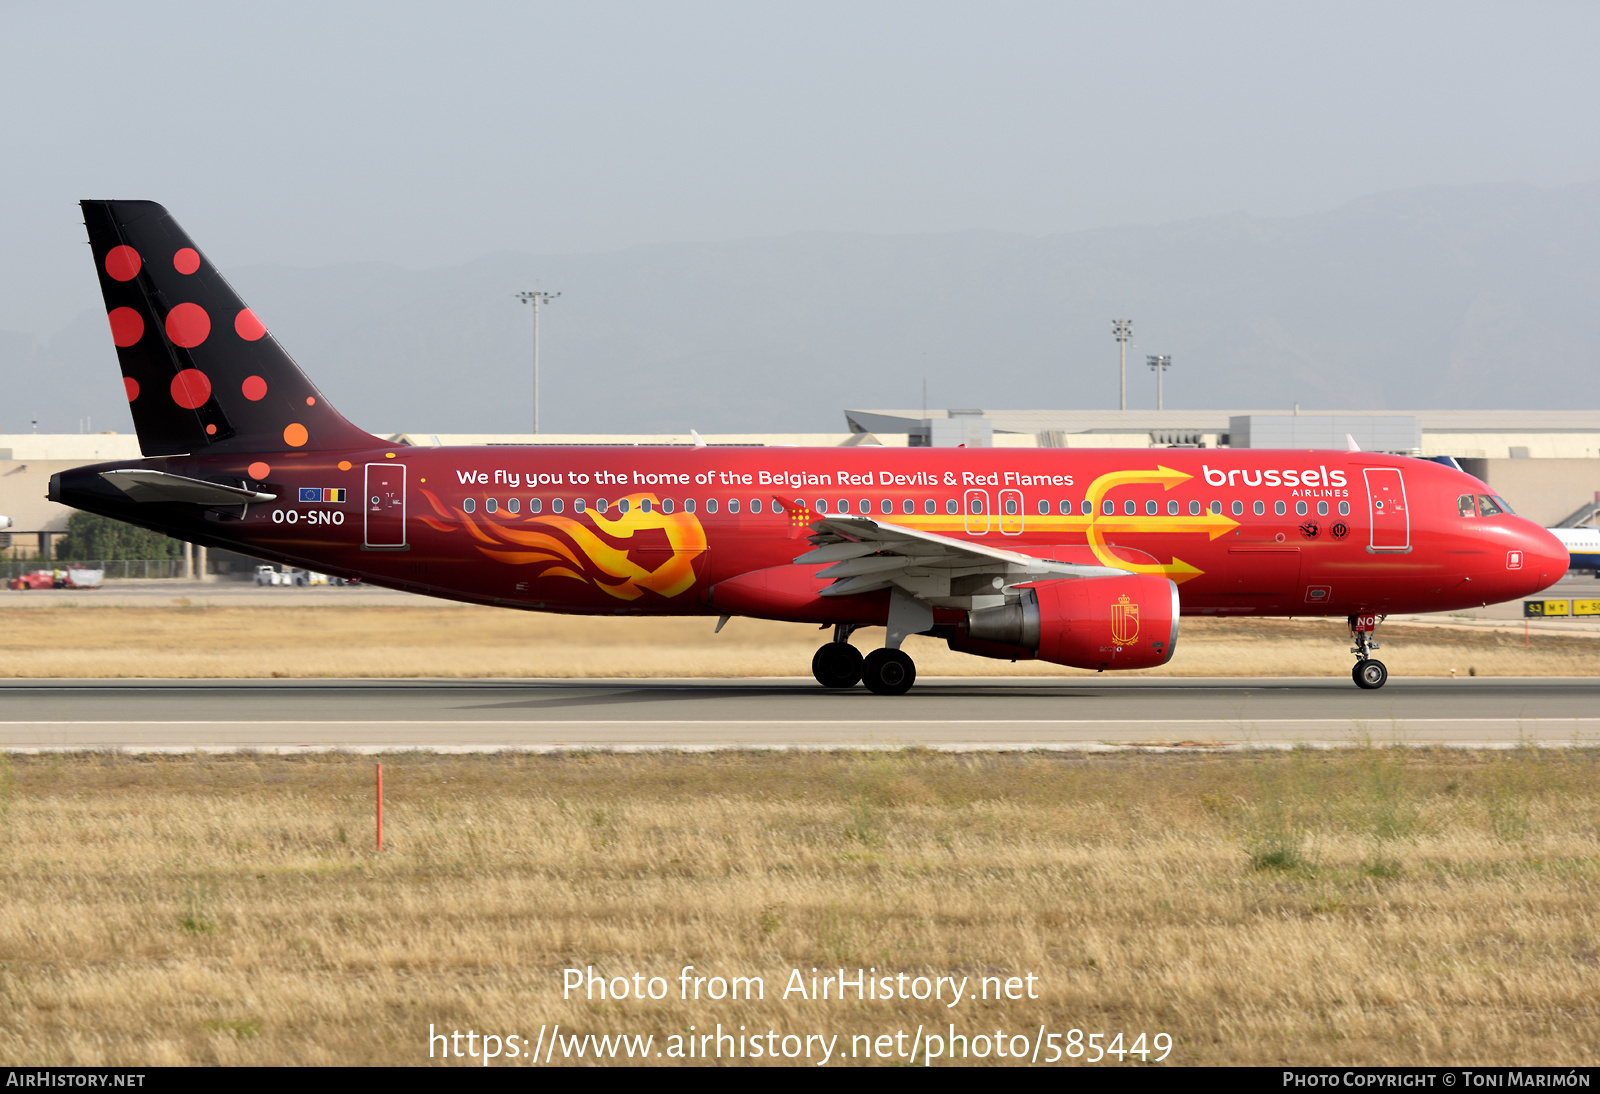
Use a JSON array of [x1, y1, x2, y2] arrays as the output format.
[[811, 624, 918, 695], [1349, 614, 1388, 690]]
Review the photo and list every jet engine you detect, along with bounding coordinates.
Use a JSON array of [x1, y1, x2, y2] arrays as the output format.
[[952, 574, 1179, 670]]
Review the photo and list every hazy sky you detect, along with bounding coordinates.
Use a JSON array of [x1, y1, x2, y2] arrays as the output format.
[[5, 1, 1600, 333]]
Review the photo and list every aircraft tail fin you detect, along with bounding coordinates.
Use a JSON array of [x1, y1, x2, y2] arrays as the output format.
[[80, 200, 379, 458]]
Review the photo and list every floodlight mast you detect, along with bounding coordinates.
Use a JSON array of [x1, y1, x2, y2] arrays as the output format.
[[1112, 319, 1133, 411], [1147, 354, 1171, 410], [515, 290, 561, 433]]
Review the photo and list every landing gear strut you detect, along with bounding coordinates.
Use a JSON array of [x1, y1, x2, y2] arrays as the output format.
[[1349, 614, 1388, 690], [812, 624, 864, 689]]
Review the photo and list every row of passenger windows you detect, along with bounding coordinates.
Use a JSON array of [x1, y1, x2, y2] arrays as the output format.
[[458, 495, 1353, 518]]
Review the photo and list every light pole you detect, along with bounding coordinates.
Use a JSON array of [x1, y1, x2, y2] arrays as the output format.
[[515, 290, 561, 433], [1147, 354, 1171, 410], [1112, 319, 1132, 411]]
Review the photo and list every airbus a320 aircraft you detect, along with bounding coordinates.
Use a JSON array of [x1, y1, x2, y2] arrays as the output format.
[[50, 202, 1569, 693]]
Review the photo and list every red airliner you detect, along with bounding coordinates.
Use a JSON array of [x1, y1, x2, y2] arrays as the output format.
[[51, 202, 1568, 693]]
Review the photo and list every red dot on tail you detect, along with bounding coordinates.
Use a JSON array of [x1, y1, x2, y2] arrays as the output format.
[[107, 307, 144, 347], [205, 424, 217, 435], [173, 248, 200, 275], [247, 461, 271, 480], [123, 376, 140, 402], [306, 396, 315, 406], [234, 308, 266, 341], [104, 246, 141, 281], [165, 302, 211, 348], [241, 375, 267, 401], [170, 368, 212, 409]]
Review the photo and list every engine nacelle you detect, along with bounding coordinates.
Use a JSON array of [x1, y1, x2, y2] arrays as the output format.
[[961, 574, 1179, 670]]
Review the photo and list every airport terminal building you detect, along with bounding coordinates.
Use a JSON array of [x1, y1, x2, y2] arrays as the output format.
[[4, 407, 1599, 560]]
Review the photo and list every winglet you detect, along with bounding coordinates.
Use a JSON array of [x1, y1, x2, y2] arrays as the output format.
[[1346, 433, 1361, 452], [691, 429, 707, 448]]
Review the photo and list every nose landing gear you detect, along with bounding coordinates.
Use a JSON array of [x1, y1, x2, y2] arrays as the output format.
[[1349, 614, 1388, 689]]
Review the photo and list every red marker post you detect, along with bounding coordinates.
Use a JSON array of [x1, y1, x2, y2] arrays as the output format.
[[376, 763, 384, 852]]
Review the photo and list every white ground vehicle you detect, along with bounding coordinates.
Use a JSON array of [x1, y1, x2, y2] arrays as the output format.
[[254, 566, 333, 586]]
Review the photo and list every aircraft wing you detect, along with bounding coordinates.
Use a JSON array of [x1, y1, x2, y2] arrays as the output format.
[[794, 515, 1127, 599], [100, 469, 277, 506]]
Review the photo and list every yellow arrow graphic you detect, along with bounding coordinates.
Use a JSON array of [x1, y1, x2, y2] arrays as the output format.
[[1082, 466, 1233, 583]]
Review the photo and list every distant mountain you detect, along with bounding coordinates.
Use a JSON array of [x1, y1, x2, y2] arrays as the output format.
[[7, 181, 1600, 437]]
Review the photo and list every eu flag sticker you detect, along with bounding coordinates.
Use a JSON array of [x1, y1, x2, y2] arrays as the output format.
[[299, 487, 321, 502]]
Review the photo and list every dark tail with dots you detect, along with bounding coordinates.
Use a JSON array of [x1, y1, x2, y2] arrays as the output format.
[[81, 200, 379, 457]]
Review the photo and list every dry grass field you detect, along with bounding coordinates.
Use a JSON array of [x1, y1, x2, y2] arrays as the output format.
[[0, 749, 1596, 1066], [0, 602, 1596, 678]]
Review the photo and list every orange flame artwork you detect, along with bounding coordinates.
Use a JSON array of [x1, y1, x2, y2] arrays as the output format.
[[417, 490, 708, 601]]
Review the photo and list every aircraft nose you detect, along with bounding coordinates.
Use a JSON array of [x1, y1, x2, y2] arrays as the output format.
[[1518, 523, 1569, 592]]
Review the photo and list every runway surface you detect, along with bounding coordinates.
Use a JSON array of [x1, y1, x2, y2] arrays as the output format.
[[2, 677, 1598, 751]]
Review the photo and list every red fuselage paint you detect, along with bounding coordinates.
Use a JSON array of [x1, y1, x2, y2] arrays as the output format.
[[58, 445, 1567, 621]]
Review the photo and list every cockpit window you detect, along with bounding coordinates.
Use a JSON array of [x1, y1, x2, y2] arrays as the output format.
[[1457, 494, 1477, 518], [1492, 495, 1514, 515], [1477, 495, 1506, 517]]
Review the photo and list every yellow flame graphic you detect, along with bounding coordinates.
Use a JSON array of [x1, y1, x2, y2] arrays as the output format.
[[417, 489, 708, 601]]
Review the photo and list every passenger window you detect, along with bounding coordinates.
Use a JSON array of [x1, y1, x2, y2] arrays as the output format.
[[1189, 500, 1201, 516], [507, 498, 520, 514], [1338, 501, 1349, 516], [638, 498, 651, 513], [1295, 501, 1307, 516], [574, 498, 586, 514], [1081, 500, 1093, 515], [881, 499, 892, 515], [1006, 498, 1019, 515], [946, 499, 958, 515], [596, 498, 608, 513], [660, 498, 672, 514], [551, 498, 564, 514], [1275, 500, 1286, 516], [1458, 493, 1477, 518], [1253, 500, 1265, 516], [727, 499, 740, 514], [1122, 500, 1134, 515], [924, 499, 936, 515], [1146, 500, 1158, 515], [486, 498, 498, 514], [529, 498, 542, 514], [1318, 501, 1328, 516], [1210, 501, 1222, 515], [859, 498, 870, 513], [837, 499, 850, 513], [750, 499, 761, 513], [815, 499, 828, 513], [1232, 501, 1244, 516], [1478, 495, 1506, 516], [1038, 500, 1050, 516], [1103, 500, 1115, 515], [904, 499, 915, 515], [463, 497, 476, 514], [1060, 500, 1073, 515], [684, 498, 696, 513], [616, 498, 630, 514], [972, 498, 985, 515]]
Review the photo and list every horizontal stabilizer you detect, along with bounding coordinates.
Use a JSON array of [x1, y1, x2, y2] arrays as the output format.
[[100, 469, 277, 505]]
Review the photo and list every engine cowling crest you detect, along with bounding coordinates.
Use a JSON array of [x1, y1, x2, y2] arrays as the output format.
[[964, 574, 1179, 671]]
